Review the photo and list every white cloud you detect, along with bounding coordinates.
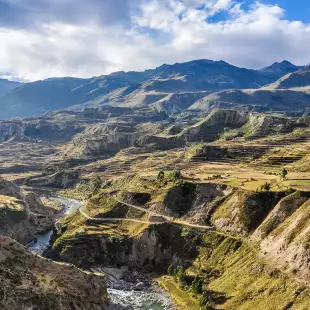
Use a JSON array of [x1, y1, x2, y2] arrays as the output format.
[[0, 0, 310, 81]]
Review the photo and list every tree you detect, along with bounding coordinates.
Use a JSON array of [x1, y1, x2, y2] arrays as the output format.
[[281, 168, 288, 180], [176, 266, 185, 283], [167, 264, 174, 276], [192, 277, 204, 294], [172, 169, 182, 182], [92, 176, 102, 193], [157, 170, 165, 181], [260, 182, 271, 192]]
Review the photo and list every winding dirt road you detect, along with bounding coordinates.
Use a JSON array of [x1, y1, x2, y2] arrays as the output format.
[[79, 205, 165, 224], [77, 192, 215, 231], [110, 192, 215, 231]]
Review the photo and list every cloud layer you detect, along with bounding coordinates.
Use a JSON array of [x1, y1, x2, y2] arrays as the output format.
[[0, 0, 309, 81]]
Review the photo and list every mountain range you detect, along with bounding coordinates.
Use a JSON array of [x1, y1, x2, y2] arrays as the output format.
[[0, 60, 308, 120]]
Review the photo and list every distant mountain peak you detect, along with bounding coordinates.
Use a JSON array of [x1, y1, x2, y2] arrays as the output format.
[[261, 60, 298, 71], [259, 60, 304, 78], [280, 60, 294, 65]]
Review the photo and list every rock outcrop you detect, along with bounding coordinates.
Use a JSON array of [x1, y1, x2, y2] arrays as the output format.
[[0, 236, 108, 310], [73, 123, 138, 156], [251, 192, 310, 282], [0, 177, 55, 243], [211, 190, 285, 237], [182, 109, 249, 142], [48, 223, 188, 270], [25, 170, 80, 189], [0, 119, 85, 142], [0, 121, 33, 142]]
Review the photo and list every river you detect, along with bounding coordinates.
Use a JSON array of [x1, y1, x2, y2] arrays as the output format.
[[28, 196, 173, 310]]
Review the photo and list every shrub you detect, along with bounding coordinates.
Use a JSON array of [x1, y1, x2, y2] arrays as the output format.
[[157, 170, 165, 181], [175, 266, 186, 284], [281, 168, 288, 180], [167, 264, 174, 276], [92, 176, 102, 193], [200, 292, 216, 310], [171, 169, 182, 182], [192, 277, 204, 294], [257, 182, 271, 192]]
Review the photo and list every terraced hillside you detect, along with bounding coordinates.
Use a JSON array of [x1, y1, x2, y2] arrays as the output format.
[[1, 105, 310, 309]]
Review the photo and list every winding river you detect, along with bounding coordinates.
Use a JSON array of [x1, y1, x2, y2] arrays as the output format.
[[28, 196, 173, 310]]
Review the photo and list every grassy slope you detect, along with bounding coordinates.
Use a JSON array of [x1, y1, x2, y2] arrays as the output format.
[[161, 232, 310, 310], [157, 276, 200, 310]]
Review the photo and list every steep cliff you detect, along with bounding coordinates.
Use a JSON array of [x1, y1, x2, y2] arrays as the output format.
[[0, 236, 108, 310], [0, 177, 55, 243]]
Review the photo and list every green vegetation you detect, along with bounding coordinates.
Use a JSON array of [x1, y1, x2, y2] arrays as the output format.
[[0, 195, 27, 224], [171, 169, 182, 182], [157, 170, 165, 182], [175, 266, 186, 284], [168, 264, 174, 276], [160, 231, 310, 310], [191, 277, 204, 294], [157, 276, 200, 310], [257, 182, 271, 192], [281, 168, 288, 180]]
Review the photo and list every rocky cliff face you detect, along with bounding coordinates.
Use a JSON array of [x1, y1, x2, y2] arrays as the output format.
[[247, 114, 297, 137], [0, 177, 55, 243], [0, 121, 33, 142], [211, 189, 285, 236], [182, 109, 249, 142], [25, 170, 80, 189], [0, 236, 108, 310], [0, 119, 85, 142], [251, 192, 310, 282], [48, 180, 233, 269], [48, 223, 188, 270], [73, 123, 138, 156], [70, 109, 256, 156]]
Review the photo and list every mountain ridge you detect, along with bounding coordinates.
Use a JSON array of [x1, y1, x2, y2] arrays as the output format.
[[0, 59, 309, 119]]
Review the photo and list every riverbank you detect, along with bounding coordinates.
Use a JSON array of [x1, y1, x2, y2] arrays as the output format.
[[94, 267, 176, 310], [27, 193, 176, 310], [27, 196, 82, 254]]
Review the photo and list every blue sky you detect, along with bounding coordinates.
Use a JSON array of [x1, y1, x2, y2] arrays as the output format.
[[0, 0, 309, 81], [209, 1, 310, 24], [261, 0, 310, 22]]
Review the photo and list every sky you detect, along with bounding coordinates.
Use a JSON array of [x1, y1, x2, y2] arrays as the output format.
[[0, 0, 309, 81]]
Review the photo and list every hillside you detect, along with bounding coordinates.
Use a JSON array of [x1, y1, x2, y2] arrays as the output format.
[[190, 88, 310, 112], [0, 236, 108, 309], [0, 77, 89, 119], [191, 66, 310, 113], [0, 177, 56, 243], [263, 66, 310, 90], [1, 104, 310, 309]]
